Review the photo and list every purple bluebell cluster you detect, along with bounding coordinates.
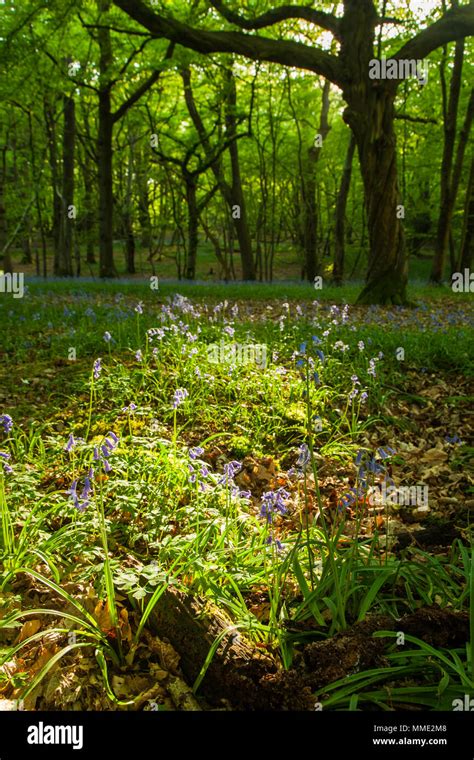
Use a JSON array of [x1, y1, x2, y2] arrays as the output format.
[[259, 487, 289, 524], [93, 358, 102, 380], [0, 414, 13, 435], [338, 447, 396, 512], [93, 431, 119, 474], [67, 473, 93, 512], [0, 451, 12, 475], [173, 388, 189, 409]]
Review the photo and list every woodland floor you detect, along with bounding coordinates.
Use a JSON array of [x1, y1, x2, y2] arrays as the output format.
[[0, 283, 472, 711]]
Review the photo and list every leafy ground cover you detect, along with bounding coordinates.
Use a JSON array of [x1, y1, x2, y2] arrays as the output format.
[[0, 282, 473, 711]]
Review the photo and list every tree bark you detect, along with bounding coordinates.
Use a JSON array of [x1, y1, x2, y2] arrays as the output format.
[[333, 132, 356, 284], [430, 40, 465, 283], [185, 177, 199, 279], [459, 157, 474, 271], [57, 95, 75, 276], [44, 97, 62, 274], [181, 65, 255, 280]]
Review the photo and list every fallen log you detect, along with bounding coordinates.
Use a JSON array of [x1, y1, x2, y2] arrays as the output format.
[[146, 586, 314, 710]]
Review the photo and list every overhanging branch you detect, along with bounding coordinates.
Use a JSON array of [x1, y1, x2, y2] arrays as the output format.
[[394, 2, 474, 61], [112, 0, 342, 84], [208, 0, 341, 39]]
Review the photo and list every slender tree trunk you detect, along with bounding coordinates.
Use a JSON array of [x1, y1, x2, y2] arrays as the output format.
[[97, 0, 116, 277], [185, 178, 198, 279], [57, 95, 75, 276], [430, 40, 465, 283], [333, 132, 356, 284], [459, 157, 474, 270], [304, 80, 331, 282], [181, 65, 255, 280], [0, 145, 12, 274], [44, 98, 62, 273], [224, 68, 255, 280]]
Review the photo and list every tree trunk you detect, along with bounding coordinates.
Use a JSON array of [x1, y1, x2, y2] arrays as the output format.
[[224, 68, 255, 280], [97, 0, 116, 278], [430, 40, 465, 283], [43, 98, 62, 274], [333, 132, 356, 284], [57, 95, 75, 276], [0, 145, 12, 274], [349, 91, 408, 305], [459, 157, 474, 271], [185, 178, 198, 279], [181, 65, 255, 281]]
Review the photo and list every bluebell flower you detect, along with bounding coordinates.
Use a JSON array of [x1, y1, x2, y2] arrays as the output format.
[[189, 446, 204, 460], [67, 480, 81, 510], [0, 414, 13, 434], [445, 434, 462, 445], [93, 358, 102, 380], [259, 488, 289, 523], [173, 388, 189, 408], [378, 447, 396, 459], [135, 301, 144, 314], [81, 477, 92, 501], [103, 331, 112, 343], [296, 443, 311, 471], [218, 460, 242, 484], [266, 535, 284, 552]]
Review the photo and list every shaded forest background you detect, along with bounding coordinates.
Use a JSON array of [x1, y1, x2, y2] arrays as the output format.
[[0, 0, 473, 301]]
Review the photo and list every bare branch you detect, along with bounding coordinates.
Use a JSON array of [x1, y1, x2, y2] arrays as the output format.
[[395, 113, 437, 124]]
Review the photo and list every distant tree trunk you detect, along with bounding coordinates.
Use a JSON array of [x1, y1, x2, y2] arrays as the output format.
[[305, 80, 331, 282], [333, 132, 356, 284], [21, 218, 33, 264], [97, 0, 116, 278], [57, 95, 75, 276], [81, 150, 96, 265], [123, 134, 136, 274], [430, 40, 465, 283], [224, 68, 255, 280], [181, 65, 255, 280], [137, 149, 152, 248], [44, 97, 62, 273], [0, 144, 12, 274], [458, 157, 474, 271], [185, 177, 198, 279]]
